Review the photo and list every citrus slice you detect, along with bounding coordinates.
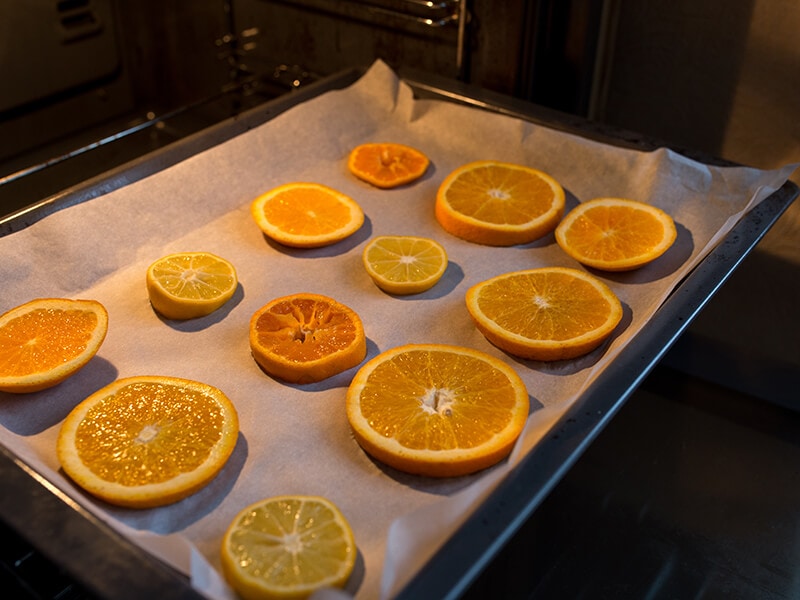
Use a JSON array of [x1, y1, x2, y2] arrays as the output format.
[[249, 293, 367, 384], [347, 142, 429, 188], [251, 183, 364, 248], [555, 197, 678, 271], [346, 344, 529, 477], [56, 375, 239, 508], [466, 267, 623, 361], [146, 252, 238, 320], [435, 160, 565, 246], [0, 298, 108, 393], [221, 495, 356, 600], [362, 235, 448, 295]]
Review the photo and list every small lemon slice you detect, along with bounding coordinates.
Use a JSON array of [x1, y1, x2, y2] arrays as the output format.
[[362, 235, 448, 295], [221, 495, 356, 600], [146, 252, 238, 320]]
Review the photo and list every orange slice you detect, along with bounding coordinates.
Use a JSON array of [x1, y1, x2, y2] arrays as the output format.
[[251, 182, 364, 248], [0, 298, 108, 393], [221, 495, 356, 600], [57, 375, 239, 508], [362, 235, 448, 295], [347, 142, 430, 188], [555, 197, 678, 271], [146, 251, 238, 320], [249, 293, 367, 384], [466, 267, 623, 361], [346, 344, 529, 477], [435, 160, 565, 246]]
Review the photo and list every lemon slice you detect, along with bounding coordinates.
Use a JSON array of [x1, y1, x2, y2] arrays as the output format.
[[146, 252, 238, 320], [362, 235, 448, 295], [220, 495, 356, 600]]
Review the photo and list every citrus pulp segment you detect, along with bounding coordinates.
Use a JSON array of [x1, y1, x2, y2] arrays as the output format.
[[346, 344, 529, 477], [0, 298, 108, 393], [435, 160, 565, 246], [362, 235, 448, 295], [465, 267, 623, 361], [146, 251, 238, 320], [347, 142, 429, 188], [249, 293, 367, 384], [56, 376, 239, 508], [555, 197, 678, 271], [251, 183, 364, 248], [220, 495, 356, 600]]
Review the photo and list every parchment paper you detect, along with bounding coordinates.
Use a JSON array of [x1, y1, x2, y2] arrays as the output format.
[[0, 60, 796, 599]]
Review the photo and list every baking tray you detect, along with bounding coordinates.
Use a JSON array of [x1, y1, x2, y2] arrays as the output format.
[[0, 66, 797, 599]]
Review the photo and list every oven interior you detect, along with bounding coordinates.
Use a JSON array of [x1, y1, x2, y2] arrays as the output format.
[[1, 1, 798, 598]]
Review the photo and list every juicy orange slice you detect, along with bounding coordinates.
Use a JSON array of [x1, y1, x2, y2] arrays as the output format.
[[146, 252, 238, 320], [466, 267, 623, 361], [346, 344, 529, 477], [435, 160, 565, 246], [0, 298, 108, 393], [249, 293, 367, 384], [555, 197, 678, 271], [56, 375, 239, 508], [347, 142, 430, 188], [221, 495, 356, 600], [251, 183, 364, 248], [362, 235, 448, 295]]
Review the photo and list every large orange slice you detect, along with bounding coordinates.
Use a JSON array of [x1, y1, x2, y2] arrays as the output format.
[[435, 160, 565, 246], [0, 298, 108, 393], [251, 183, 364, 248], [347, 142, 430, 188], [57, 375, 239, 508], [466, 268, 623, 361], [249, 293, 367, 384], [346, 344, 529, 477], [555, 197, 678, 271]]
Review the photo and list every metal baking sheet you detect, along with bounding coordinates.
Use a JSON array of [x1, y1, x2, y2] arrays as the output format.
[[0, 66, 796, 599]]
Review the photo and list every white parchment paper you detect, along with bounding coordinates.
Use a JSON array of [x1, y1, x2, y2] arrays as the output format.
[[0, 61, 796, 599]]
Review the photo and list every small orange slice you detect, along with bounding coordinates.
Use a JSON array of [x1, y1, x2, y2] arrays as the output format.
[[251, 183, 364, 248], [346, 344, 529, 477], [0, 298, 108, 393], [57, 375, 239, 508], [347, 142, 430, 188], [555, 197, 678, 271], [466, 268, 623, 361], [249, 293, 367, 384], [435, 160, 565, 246], [221, 495, 356, 600]]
